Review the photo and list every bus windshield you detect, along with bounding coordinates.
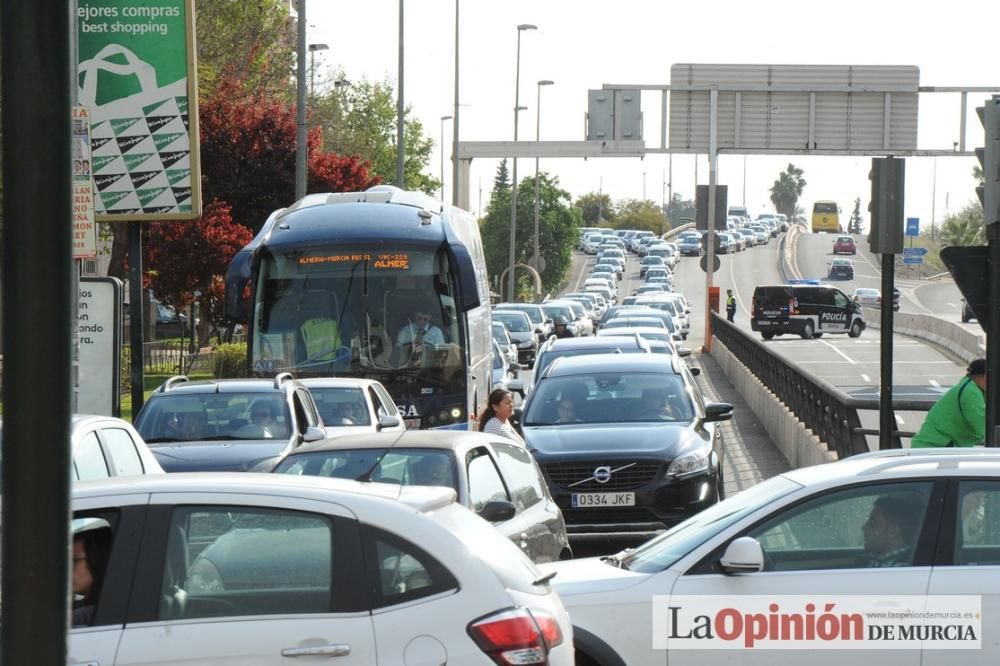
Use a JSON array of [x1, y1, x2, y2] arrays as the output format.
[[813, 202, 838, 214], [251, 245, 465, 388]]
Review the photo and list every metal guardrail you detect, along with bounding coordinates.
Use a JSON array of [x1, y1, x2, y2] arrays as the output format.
[[711, 312, 937, 456]]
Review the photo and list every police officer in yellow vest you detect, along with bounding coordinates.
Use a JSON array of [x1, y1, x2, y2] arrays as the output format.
[[725, 289, 737, 322]]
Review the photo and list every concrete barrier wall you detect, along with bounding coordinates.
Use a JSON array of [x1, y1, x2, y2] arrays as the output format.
[[711, 335, 839, 468], [863, 308, 985, 364]]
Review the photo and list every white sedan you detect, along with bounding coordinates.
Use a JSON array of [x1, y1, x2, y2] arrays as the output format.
[[545, 448, 999, 665], [852, 287, 881, 307], [70, 474, 574, 665], [300, 377, 406, 435]]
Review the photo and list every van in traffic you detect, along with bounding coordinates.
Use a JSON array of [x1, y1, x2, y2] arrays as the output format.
[[750, 283, 865, 340]]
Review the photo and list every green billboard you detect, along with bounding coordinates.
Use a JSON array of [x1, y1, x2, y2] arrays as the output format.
[[77, 0, 201, 220]]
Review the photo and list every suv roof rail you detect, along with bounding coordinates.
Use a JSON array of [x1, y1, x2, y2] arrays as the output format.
[[852, 448, 1000, 475], [159, 375, 189, 392], [273, 372, 295, 389]]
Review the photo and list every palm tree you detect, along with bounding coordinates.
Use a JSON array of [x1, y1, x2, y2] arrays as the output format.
[[769, 163, 806, 221], [939, 202, 986, 246]]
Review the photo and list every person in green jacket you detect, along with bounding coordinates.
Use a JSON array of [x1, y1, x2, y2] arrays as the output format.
[[911, 358, 986, 448]]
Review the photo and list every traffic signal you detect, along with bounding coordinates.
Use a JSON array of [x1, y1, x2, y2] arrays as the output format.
[[975, 95, 1000, 225], [867, 157, 904, 255]]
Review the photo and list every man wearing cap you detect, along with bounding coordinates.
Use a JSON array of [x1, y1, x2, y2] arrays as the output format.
[[911, 358, 986, 448]]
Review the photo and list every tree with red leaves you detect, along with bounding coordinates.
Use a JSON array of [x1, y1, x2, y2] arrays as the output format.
[[199, 81, 379, 233], [143, 200, 252, 341]]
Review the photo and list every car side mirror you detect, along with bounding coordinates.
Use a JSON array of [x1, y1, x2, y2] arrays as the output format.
[[677, 347, 691, 358], [377, 414, 401, 430], [688, 366, 701, 376], [478, 500, 517, 523], [510, 362, 522, 372], [303, 426, 326, 443], [703, 402, 733, 422], [719, 537, 765, 574]]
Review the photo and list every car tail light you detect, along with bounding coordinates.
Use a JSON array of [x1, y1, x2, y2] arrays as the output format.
[[467, 608, 563, 665]]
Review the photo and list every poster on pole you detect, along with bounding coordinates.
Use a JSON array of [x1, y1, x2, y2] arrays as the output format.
[[76, 0, 201, 221], [72, 106, 98, 258], [78, 277, 123, 416]]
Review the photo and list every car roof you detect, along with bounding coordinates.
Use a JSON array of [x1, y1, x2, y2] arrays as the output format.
[[543, 352, 680, 378], [300, 377, 381, 390], [151, 375, 297, 395], [782, 448, 1000, 487], [542, 335, 645, 351], [288, 429, 506, 456], [73, 471, 458, 513], [598, 326, 671, 337]]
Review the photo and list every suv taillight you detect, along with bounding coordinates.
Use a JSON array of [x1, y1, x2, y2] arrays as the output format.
[[468, 608, 563, 665]]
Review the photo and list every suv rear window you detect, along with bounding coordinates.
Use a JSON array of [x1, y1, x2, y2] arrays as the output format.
[[754, 287, 791, 308]]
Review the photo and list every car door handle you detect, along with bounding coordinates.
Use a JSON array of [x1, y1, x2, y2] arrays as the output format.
[[281, 644, 351, 658]]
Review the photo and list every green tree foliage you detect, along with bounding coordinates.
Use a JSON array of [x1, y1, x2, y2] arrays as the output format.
[[664, 194, 695, 227], [493, 159, 510, 196], [849, 197, 864, 234], [195, 0, 295, 99], [613, 199, 669, 234], [939, 202, 986, 246], [313, 79, 439, 194], [481, 173, 580, 297], [574, 192, 615, 226], [769, 163, 807, 221]]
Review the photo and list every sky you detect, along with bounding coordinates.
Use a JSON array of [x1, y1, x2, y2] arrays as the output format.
[[307, 0, 1000, 231]]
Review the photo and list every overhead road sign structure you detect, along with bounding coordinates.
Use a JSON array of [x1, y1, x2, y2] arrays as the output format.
[[668, 64, 919, 153]]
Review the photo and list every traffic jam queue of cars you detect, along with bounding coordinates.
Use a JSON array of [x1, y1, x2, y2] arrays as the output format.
[[69, 220, 997, 664]]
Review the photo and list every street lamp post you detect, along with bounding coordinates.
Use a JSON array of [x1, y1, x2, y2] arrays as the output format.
[[533, 80, 553, 274], [440, 115, 453, 201], [506, 23, 537, 303], [395, 0, 405, 187], [295, 0, 307, 199], [308, 43, 328, 99]]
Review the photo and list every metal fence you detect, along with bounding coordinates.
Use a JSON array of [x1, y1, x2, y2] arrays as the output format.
[[710, 312, 937, 457], [121, 340, 217, 378]]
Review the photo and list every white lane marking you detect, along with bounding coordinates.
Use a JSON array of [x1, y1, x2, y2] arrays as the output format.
[[819, 338, 857, 364], [861, 374, 871, 382], [930, 379, 941, 389]]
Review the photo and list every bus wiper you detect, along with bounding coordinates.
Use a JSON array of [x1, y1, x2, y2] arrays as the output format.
[[601, 547, 635, 569]]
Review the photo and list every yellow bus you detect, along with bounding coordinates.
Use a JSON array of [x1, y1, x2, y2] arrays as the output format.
[[811, 200, 841, 233]]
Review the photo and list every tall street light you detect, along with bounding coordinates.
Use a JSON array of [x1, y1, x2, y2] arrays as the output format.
[[395, 0, 405, 187], [439, 115, 453, 201], [295, 0, 308, 199], [533, 79, 553, 274], [308, 43, 328, 99], [506, 23, 537, 302]]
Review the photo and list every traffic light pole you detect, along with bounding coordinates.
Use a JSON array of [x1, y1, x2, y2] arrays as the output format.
[[704, 88, 718, 352], [988, 223, 1000, 446]]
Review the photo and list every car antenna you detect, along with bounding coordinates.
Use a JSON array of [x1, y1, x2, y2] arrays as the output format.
[[355, 430, 407, 482]]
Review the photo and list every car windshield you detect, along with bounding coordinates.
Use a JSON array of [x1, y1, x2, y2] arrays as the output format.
[[308, 386, 372, 427], [524, 372, 694, 425], [604, 317, 666, 330], [535, 345, 642, 378], [496, 304, 542, 326], [494, 313, 531, 332], [621, 475, 802, 573], [137, 392, 292, 442], [273, 447, 457, 489]]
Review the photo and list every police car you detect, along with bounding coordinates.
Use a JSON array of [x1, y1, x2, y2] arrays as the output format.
[[750, 282, 866, 340]]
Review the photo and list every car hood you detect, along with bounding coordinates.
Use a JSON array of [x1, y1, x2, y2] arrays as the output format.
[[539, 556, 648, 596], [523, 422, 707, 460], [151, 439, 290, 472]]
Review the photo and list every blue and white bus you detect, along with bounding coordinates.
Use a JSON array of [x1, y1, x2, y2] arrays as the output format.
[[224, 186, 492, 430]]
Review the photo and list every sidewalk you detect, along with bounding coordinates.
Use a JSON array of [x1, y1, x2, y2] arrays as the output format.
[[692, 349, 790, 496]]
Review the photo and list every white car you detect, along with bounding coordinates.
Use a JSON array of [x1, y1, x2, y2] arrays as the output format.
[[71, 473, 574, 665], [4, 414, 166, 480], [544, 448, 1000, 665], [300, 377, 405, 435], [852, 287, 881, 308]]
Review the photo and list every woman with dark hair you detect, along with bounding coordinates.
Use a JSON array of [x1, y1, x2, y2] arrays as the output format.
[[478, 388, 524, 444]]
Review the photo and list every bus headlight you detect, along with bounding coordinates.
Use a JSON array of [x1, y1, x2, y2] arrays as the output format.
[[450, 407, 463, 420], [667, 451, 709, 477]]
